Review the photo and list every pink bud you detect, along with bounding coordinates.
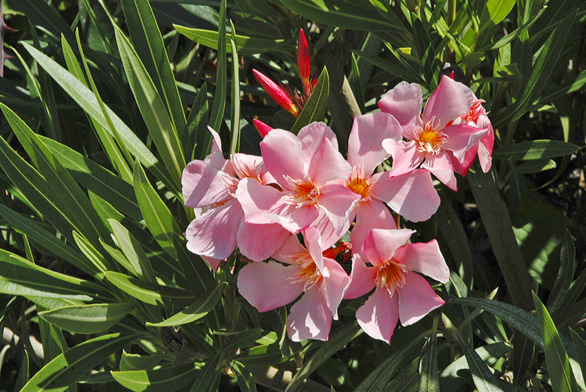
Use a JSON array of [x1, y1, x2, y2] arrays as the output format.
[[253, 69, 300, 117], [252, 118, 273, 138], [297, 30, 311, 95]]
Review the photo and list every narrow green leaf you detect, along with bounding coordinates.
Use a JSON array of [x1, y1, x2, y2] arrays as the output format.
[[120, 0, 190, 155], [352, 49, 425, 85], [10, 0, 75, 42], [40, 136, 142, 221], [230, 32, 241, 154], [547, 230, 576, 317], [223, 328, 264, 353], [355, 330, 430, 392], [0, 249, 104, 301], [174, 25, 288, 54], [493, 140, 580, 160], [569, 329, 586, 381], [15, 349, 29, 392], [72, 230, 110, 273], [189, 353, 221, 392], [134, 161, 179, 259], [533, 293, 579, 392], [208, 0, 227, 135], [187, 83, 209, 159], [420, 320, 439, 392], [119, 351, 164, 371], [22, 42, 178, 195], [38, 303, 136, 334], [109, 219, 156, 284], [21, 333, 144, 392], [105, 271, 194, 307], [146, 282, 227, 327], [234, 343, 283, 366], [486, 0, 516, 25], [505, 159, 557, 179], [115, 26, 186, 189], [286, 322, 362, 392], [111, 362, 199, 392], [290, 67, 330, 135], [231, 361, 257, 392]]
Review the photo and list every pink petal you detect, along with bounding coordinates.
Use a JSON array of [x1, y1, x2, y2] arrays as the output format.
[[182, 160, 233, 208], [253, 69, 299, 117], [356, 287, 399, 344], [308, 137, 352, 186], [237, 260, 304, 312], [378, 81, 423, 137], [272, 234, 308, 264], [303, 226, 326, 274], [382, 140, 425, 178], [449, 146, 477, 176], [350, 200, 397, 257], [298, 122, 339, 160], [364, 228, 415, 267], [231, 153, 264, 182], [320, 257, 350, 319], [310, 208, 353, 249], [478, 123, 494, 173], [253, 118, 273, 138], [287, 285, 332, 341], [201, 256, 222, 271], [261, 129, 305, 185], [317, 183, 361, 236], [237, 222, 291, 262], [208, 126, 223, 155], [397, 272, 445, 326], [185, 199, 242, 260], [394, 240, 449, 283], [347, 113, 402, 175], [371, 170, 440, 222], [421, 150, 457, 191], [236, 177, 285, 225], [344, 254, 376, 299], [442, 123, 488, 162], [423, 75, 474, 129]]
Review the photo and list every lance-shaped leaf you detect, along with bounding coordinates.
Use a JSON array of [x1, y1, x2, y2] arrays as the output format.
[[190, 353, 221, 392], [146, 282, 226, 327], [533, 293, 579, 392], [289, 67, 329, 135], [115, 26, 186, 189], [174, 25, 289, 54], [120, 351, 164, 371], [38, 303, 136, 334], [21, 42, 178, 195], [105, 271, 194, 307], [493, 140, 580, 161], [134, 161, 180, 259], [111, 362, 200, 392], [0, 248, 105, 301], [21, 332, 144, 392], [109, 219, 156, 284], [120, 0, 189, 155], [208, 0, 227, 135]]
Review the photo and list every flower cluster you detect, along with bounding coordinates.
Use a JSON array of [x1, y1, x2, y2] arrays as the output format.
[[182, 74, 492, 344]]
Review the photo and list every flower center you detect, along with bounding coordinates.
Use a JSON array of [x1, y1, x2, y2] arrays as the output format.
[[283, 176, 320, 206], [288, 253, 323, 291], [375, 259, 407, 295], [460, 100, 485, 123], [346, 164, 372, 202], [415, 119, 448, 155]]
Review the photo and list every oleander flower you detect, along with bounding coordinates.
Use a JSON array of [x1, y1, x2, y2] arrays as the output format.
[[379, 76, 488, 190], [237, 227, 349, 341], [182, 128, 290, 269], [344, 228, 449, 344]]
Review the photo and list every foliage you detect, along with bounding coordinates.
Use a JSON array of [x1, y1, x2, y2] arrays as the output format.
[[0, 0, 585, 391]]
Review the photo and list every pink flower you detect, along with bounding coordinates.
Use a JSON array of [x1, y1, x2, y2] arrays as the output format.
[[237, 227, 350, 341], [379, 76, 488, 190], [236, 122, 361, 248], [344, 229, 449, 344], [344, 113, 441, 255], [182, 129, 290, 269]]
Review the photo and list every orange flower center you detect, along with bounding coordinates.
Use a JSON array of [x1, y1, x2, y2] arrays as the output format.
[[415, 119, 448, 155], [288, 253, 322, 290], [284, 176, 320, 206], [375, 259, 407, 294], [346, 165, 372, 202]]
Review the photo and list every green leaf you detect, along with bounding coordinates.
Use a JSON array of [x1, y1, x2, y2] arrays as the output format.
[[146, 282, 227, 327], [420, 320, 439, 392], [533, 293, 579, 392], [111, 362, 200, 392], [133, 161, 179, 259], [547, 230, 576, 316], [109, 219, 156, 284], [493, 12, 576, 129], [120, 0, 190, 155], [233, 343, 283, 366], [229, 32, 241, 154], [189, 353, 221, 392], [21, 42, 178, 195], [120, 351, 164, 371], [355, 330, 430, 392], [485, 0, 516, 25], [290, 67, 330, 135], [569, 329, 586, 382], [38, 303, 136, 334], [40, 136, 142, 221], [21, 333, 144, 392], [104, 271, 194, 307], [187, 83, 210, 160], [505, 159, 557, 179], [174, 25, 288, 54], [0, 249, 104, 301], [231, 361, 257, 392], [115, 26, 186, 189], [208, 0, 228, 135], [223, 328, 264, 353], [493, 140, 580, 160], [286, 322, 362, 391], [10, 0, 75, 42]]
